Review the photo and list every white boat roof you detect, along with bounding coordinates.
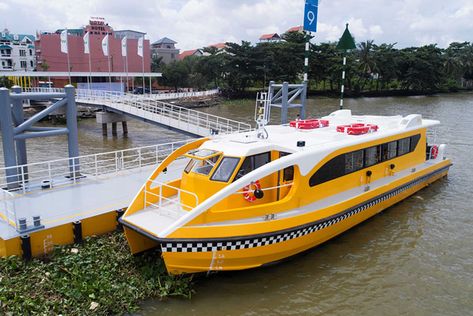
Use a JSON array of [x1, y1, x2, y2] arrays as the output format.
[[202, 110, 439, 157]]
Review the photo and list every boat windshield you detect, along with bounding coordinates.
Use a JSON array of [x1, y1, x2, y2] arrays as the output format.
[[184, 149, 222, 176]]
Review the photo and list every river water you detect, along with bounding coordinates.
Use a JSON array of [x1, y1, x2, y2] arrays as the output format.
[[2, 93, 472, 315]]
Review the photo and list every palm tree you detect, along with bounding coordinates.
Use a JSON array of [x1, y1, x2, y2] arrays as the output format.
[[356, 40, 376, 91]]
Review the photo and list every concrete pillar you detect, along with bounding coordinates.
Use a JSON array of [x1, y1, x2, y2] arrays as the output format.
[[111, 122, 117, 136], [102, 123, 108, 136], [0, 88, 19, 189], [122, 121, 128, 135], [64, 85, 80, 176]]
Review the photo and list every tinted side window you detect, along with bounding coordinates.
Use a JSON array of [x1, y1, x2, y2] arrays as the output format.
[[234, 152, 271, 181], [364, 146, 380, 167], [345, 150, 364, 173], [309, 155, 345, 186], [398, 138, 411, 156], [211, 157, 240, 182]]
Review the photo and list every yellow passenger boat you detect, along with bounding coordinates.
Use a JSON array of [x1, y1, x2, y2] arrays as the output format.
[[120, 108, 451, 275]]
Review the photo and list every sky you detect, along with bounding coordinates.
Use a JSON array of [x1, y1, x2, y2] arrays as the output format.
[[1, 0, 472, 50]]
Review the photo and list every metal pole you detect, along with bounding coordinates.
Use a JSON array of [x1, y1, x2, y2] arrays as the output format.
[[64, 85, 80, 176], [281, 82, 289, 124], [66, 49, 71, 85], [88, 49, 92, 90], [0, 88, 19, 189], [303, 31, 310, 82], [125, 52, 129, 93], [142, 55, 145, 94], [339, 55, 346, 109], [11, 86, 28, 180], [108, 54, 112, 91]]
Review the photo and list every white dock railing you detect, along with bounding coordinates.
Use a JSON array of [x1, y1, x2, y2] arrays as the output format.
[[0, 189, 16, 227], [24, 87, 219, 100], [75, 89, 251, 136], [0, 140, 192, 195], [21, 87, 251, 136]]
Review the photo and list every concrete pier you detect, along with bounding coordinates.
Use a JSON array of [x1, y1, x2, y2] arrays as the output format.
[[96, 111, 129, 136]]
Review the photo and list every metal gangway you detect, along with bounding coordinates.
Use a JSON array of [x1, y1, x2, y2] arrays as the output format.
[[24, 88, 252, 137]]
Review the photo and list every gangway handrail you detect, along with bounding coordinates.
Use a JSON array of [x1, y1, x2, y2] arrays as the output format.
[[75, 91, 251, 135], [0, 140, 193, 194]]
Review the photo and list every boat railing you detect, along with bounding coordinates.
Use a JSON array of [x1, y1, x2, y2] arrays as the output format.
[[0, 140, 192, 195], [144, 180, 199, 213]]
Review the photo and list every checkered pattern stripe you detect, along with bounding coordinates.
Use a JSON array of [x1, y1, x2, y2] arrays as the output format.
[[161, 166, 449, 253]]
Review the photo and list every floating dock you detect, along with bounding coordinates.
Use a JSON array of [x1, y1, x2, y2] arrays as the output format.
[[0, 145, 188, 259]]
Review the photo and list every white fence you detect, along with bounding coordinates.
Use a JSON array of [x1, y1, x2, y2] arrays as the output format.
[[76, 89, 251, 136], [23, 87, 219, 100], [0, 140, 192, 195]]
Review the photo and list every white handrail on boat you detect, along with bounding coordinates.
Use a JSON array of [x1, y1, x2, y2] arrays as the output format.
[[144, 179, 199, 214]]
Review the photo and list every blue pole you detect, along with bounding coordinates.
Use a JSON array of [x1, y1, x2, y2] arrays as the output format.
[[0, 88, 19, 189], [64, 85, 80, 176]]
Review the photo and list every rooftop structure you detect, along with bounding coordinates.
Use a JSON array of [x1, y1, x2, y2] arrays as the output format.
[[114, 30, 146, 40], [151, 37, 179, 64]]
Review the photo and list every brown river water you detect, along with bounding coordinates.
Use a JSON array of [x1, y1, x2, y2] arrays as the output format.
[[1, 93, 472, 315]]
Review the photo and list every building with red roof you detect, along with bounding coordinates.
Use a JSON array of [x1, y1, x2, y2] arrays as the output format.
[[259, 33, 281, 43], [178, 49, 204, 60], [286, 26, 303, 33]]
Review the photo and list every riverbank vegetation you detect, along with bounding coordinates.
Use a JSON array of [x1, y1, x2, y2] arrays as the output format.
[[156, 32, 473, 97], [0, 232, 193, 315]]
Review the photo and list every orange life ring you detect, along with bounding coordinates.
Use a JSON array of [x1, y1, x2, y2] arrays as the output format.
[[430, 145, 439, 159], [289, 119, 329, 129], [336, 123, 378, 135], [243, 180, 261, 202]]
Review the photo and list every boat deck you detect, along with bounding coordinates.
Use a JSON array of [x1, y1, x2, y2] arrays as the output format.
[[124, 196, 188, 237]]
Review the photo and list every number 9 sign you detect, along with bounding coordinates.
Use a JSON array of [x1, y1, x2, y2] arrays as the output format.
[[303, 0, 318, 32]]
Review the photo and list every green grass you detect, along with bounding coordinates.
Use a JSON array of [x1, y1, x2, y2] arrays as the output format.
[[0, 232, 194, 315]]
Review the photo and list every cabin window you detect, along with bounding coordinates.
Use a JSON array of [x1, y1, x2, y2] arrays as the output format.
[[345, 150, 364, 173], [309, 133, 421, 187], [279, 152, 294, 181], [398, 138, 411, 156], [184, 156, 220, 176], [211, 157, 240, 182], [234, 152, 271, 181], [183, 150, 221, 176], [364, 146, 380, 167], [381, 141, 397, 161]]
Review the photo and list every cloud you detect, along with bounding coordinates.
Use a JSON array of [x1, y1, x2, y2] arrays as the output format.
[[0, 0, 471, 49]]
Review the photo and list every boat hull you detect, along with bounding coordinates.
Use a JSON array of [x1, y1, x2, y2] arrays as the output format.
[[123, 160, 451, 275]]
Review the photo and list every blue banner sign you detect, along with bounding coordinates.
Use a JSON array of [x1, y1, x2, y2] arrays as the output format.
[[303, 0, 318, 32]]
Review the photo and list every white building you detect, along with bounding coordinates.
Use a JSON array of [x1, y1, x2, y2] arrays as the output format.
[[0, 29, 36, 71]]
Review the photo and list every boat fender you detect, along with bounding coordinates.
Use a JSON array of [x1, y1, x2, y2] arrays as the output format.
[[243, 180, 262, 202], [254, 188, 264, 199], [430, 145, 439, 159]]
